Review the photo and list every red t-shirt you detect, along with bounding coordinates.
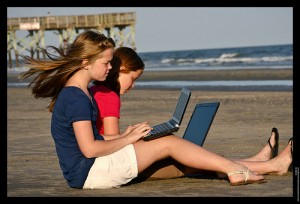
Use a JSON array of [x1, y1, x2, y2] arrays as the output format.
[[90, 85, 121, 134]]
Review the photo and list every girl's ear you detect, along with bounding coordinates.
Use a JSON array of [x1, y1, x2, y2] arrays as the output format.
[[120, 66, 126, 71], [81, 59, 89, 69]]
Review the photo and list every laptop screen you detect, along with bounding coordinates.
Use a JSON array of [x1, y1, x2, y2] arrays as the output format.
[[183, 102, 220, 146], [172, 88, 191, 125]]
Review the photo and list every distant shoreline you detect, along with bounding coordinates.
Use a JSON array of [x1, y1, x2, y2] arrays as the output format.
[[139, 68, 293, 81], [8, 68, 293, 83], [7, 68, 293, 92]]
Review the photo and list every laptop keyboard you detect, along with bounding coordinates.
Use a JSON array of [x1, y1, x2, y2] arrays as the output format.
[[152, 122, 173, 134], [143, 121, 179, 141]]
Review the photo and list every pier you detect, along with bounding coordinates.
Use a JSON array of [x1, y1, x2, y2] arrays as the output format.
[[7, 12, 136, 68]]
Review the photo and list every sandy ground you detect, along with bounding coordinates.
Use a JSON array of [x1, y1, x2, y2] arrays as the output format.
[[6, 68, 296, 199]]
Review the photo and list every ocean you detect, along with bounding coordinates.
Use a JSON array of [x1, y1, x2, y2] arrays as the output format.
[[7, 44, 293, 90], [138, 44, 292, 71]]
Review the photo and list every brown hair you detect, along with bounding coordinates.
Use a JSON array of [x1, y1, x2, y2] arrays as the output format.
[[93, 46, 145, 94], [19, 30, 115, 112]]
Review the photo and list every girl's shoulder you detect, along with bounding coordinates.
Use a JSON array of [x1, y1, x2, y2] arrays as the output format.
[[56, 87, 91, 111], [90, 85, 120, 106], [61, 86, 86, 97]]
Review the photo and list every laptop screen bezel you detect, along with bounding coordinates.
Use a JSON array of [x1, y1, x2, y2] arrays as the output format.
[[172, 88, 191, 125]]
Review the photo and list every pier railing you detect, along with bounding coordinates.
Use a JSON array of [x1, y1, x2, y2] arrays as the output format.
[[7, 12, 136, 31], [7, 12, 136, 68]]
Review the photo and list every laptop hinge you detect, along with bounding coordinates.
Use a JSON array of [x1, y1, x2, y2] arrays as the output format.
[[169, 119, 179, 127]]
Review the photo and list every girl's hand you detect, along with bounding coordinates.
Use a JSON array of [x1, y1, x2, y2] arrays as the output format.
[[123, 122, 152, 143], [122, 122, 150, 136]]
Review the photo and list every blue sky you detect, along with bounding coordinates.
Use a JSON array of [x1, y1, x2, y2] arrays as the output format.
[[7, 7, 293, 53]]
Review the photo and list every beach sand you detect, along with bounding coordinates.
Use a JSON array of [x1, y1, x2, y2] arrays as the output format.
[[7, 69, 294, 198]]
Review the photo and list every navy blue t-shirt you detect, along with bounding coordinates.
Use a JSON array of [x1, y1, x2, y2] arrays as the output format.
[[51, 86, 104, 188]]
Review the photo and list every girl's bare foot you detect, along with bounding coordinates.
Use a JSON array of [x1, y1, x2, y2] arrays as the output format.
[[242, 128, 278, 162], [227, 164, 266, 185], [269, 138, 293, 175]]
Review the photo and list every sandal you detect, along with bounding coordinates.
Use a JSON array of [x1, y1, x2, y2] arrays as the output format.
[[267, 127, 279, 159], [228, 168, 267, 186]]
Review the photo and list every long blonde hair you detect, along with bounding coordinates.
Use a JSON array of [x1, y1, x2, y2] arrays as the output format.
[[19, 30, 115, 112]]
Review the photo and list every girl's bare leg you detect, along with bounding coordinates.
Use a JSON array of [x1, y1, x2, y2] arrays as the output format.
[[137, 131, 276, 180], [235, 138, 293, 175], [241, 129, 278, 161], [135, 158, 186, 181], [133, 135, 265, 185]]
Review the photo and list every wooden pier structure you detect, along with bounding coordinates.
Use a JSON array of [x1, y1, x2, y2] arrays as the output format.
[[7, 12, 136, 68]]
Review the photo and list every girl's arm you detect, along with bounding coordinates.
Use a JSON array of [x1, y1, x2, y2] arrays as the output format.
[[73, 120, 151, 158], [102, 116, 120, 135], [102, 118, 151, 140]]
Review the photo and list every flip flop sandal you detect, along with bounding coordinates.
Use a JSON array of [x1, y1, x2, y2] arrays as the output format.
[[268, 127, 279, 159]]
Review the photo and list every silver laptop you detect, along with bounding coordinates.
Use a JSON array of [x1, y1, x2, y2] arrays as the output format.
[[143, 87, 191, 141], [182, 102, 220, 146]]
